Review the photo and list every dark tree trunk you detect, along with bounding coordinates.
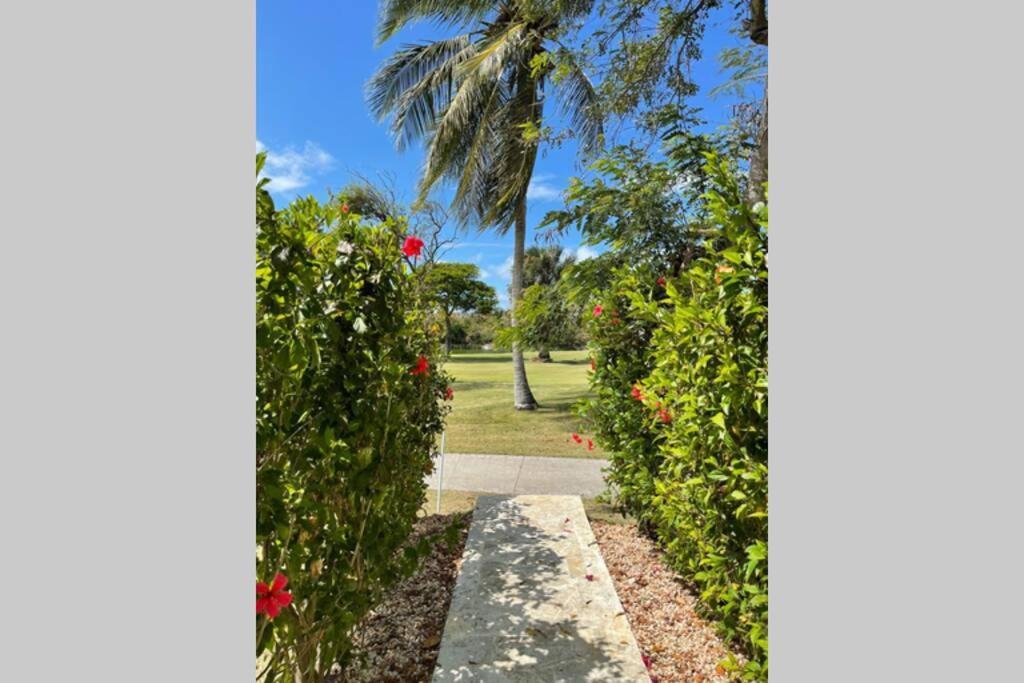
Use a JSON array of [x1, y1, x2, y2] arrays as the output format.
[[511, 196, 538, 410], [444, 311, 452, 355], [537, 349, 552, 363], [749, 0, 768, 45]]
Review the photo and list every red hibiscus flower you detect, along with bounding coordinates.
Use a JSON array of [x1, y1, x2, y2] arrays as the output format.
[[656, 276, 666, 286], [571, 433, 582, 444], [630, 384, 644, 401], [257, 573, 293, 620], [410, 355, 429, 376], [401, 235, 425, 258], [586, 439, 594, 452], [444, 386, 454, 401], [657, 408, 672, 424], [592, 305, 603, 317], [341, 203, 350, 214]]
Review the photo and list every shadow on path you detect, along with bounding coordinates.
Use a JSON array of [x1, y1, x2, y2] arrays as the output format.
[[432, 496, 649, 682]]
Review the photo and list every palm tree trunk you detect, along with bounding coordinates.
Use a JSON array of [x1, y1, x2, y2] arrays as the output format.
[[746, 0, 767, 208], [511, 196, 538, 410], [747, 88, 768, 208]]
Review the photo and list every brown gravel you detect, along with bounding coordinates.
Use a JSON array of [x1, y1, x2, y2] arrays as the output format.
[[591, 521, 745, 683], [332, 513, 470, 683]]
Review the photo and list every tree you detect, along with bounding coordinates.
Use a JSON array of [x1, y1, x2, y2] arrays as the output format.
[[519, 245, 577, 360], [498, 281, 585, 361], [423, 263, 498, 352], [368, 0, 603, 410]]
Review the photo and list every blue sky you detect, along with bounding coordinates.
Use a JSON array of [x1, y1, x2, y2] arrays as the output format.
[[258, 1, 749, 306]]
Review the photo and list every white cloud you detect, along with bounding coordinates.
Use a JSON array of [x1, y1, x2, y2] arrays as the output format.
[[450, 241, 507, 249], [526, 174, 562, 202], [575, 245, 599, 261], [496, 255, 514, 281], [256, 139, 334, 194]]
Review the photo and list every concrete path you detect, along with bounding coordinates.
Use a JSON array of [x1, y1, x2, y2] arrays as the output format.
[[433, 495, 649, 682], [425, 453, 609, 498]]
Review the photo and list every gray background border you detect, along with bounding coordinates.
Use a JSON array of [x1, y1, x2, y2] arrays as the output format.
[[1, 1, 254, 680], [1, 1, 1022, 680], [773, 1, 1023, 680]]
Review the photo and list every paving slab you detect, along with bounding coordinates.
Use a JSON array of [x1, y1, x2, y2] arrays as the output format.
[[425, 453, 608, 497], [432, 495, 650, 682], [511, 456, 608, 496]]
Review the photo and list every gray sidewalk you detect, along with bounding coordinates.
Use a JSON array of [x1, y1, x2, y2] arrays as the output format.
[[425, 453, 609, 498]]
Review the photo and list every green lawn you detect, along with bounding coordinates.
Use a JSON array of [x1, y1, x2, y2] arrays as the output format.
[[440, 350, 605, 458]]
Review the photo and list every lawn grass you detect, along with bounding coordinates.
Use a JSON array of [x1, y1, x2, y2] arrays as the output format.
[[440, 349, 605, 458]]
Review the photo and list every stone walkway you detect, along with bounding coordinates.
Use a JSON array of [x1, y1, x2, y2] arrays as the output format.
[[432, 495, 650, 682], [425, 454, 609, 498]]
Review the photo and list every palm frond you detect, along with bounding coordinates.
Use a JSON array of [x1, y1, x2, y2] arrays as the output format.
[[419, 69, 498, 201], [551, 53, 603, 157], [480, 67, 541, 228], [367, 36, 475, 150], [376, 0, 494, 44], [455, 21, 526, 80]]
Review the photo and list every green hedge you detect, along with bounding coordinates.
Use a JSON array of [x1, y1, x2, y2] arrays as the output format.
[[256, 154, 451, 681], [583, 156, 768, 680]]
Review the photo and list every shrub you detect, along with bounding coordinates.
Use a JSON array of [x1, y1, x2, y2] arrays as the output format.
[[583, 155, 768, 680], [256, 154, 450, 681]]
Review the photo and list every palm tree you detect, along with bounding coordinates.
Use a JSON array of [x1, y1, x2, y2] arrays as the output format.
[[368, 0, 602, 410], [521, 244, 576, 361], [522, 244, 575, 288]]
